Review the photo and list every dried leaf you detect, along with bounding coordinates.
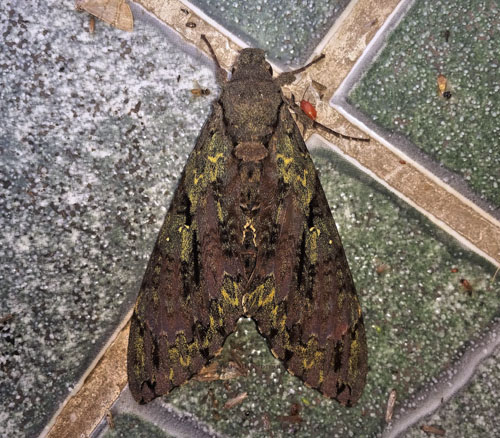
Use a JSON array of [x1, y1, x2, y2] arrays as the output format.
[[105, 411, 114, 429], [223, 392, 248, 409], [421, 424, 445, 436], [193, 362, 220, 382], [385, 389, 397, 423], [76, 0, 133, 32]]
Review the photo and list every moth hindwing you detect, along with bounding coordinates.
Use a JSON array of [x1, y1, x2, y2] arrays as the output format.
[[127, 38, 368, 406]]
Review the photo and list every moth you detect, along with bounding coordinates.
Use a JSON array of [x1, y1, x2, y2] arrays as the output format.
[[127, 36, 368, 407]]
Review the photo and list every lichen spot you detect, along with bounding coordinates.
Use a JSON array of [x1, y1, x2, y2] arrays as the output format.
[[303, 357, 315, 369], [349, 339, 359, 376], [179, 355, 191, 367], [297, 169, 308, 187]]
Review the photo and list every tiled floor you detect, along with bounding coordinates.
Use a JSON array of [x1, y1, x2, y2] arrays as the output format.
[[1, 0, 498, 437], [0, 1, 216, 435], [349, 0, 500, 208], [188, 0, 351, 66], [103, 148, 497, 438]]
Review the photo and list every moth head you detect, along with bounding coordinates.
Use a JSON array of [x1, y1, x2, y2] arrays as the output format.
[[231, 48, 273, 80]]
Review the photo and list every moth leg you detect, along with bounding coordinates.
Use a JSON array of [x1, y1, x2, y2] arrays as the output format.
[[276, 54, 325, 86], [285, 95, 370, 142], [201, 34, 228, 83]]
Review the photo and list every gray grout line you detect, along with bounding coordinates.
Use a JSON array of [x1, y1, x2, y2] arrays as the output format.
[[173, 0, 250, 48], [307, 134, 500, 436], [93, 386, 228, 438], [306, 132, 500, 270], [330, 0, 500, 222], [382, 318, 500, 438], [333, 0, 416, 98]]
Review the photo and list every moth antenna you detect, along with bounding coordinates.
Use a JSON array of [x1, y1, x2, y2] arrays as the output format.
[[201, 34, 228, 83], [286, 95, 370, 142], [276, 54, 326, 86], [312, 119, 370, 142]]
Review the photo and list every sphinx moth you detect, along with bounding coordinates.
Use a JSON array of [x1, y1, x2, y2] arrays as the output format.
[[127, 36, 368, 407]]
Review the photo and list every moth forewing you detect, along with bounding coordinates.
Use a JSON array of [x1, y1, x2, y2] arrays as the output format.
[[127, 38, 367, 407]]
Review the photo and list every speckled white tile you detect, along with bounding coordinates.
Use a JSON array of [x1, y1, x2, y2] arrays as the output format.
[[0, 1, 217, 437]]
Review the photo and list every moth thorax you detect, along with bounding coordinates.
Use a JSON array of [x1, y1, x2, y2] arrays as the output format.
[[231, 48, 272, 81], [234, 142, 268, 162]]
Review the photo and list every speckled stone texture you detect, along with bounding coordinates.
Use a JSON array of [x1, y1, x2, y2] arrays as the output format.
[[0, 1, 217, 436], [189, 0, 350, 66], [405, 345, 500, 438], [102, 148, 498, 438], [2, 1, 499, 437], [350, 0, 500, 208], [102, 413, 173, 438]]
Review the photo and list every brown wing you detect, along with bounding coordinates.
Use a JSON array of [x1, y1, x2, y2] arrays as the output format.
[[245, 105, 367, 406], [127, 103, 245, 403]]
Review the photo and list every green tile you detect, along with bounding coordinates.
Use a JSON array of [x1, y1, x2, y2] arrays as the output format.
[[162, 146, 499, 437], [405, 346, 500, 438], [189, 0, 350, 66], [102, 413, 173, 438], [349, 0, 500, 207]]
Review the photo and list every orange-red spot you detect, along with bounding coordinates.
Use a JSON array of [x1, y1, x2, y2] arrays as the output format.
[[437, 74, 447, 95], [300, 100, 317, 120]]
